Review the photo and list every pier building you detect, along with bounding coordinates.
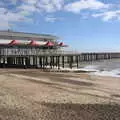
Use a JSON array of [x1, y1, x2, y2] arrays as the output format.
[[0, 30, 120, 69]]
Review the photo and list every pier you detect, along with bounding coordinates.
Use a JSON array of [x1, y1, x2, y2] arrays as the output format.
[[0, 31, 120, 69], [0, 51, 120, 69]]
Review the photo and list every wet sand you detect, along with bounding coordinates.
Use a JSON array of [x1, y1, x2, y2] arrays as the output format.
[[0, 69, 120, 120]]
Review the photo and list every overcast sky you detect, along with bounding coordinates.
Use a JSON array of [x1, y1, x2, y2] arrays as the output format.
[[0, 0, 120, 52]]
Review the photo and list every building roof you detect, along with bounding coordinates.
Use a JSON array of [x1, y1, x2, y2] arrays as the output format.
[[0, 30, 58, 41], [59, 42, 68, 47], [29, 40, 39, 46], [9, 40, 19, 45], [45, 41, 54, 47]]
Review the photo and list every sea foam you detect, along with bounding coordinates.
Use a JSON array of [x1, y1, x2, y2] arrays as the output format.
[[80, 65, 120, 77], [92, 69, 120, 77], [79, 65, 99, 72]]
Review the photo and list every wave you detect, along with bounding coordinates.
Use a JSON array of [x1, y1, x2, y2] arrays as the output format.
[[92, 69, 120, 77], [79, 65, 99, 72], [79, 65, 120, 77], [50, 63, 120, 77]]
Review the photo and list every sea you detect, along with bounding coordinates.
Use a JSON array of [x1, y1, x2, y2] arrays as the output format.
[[78, 59, 120, 77]]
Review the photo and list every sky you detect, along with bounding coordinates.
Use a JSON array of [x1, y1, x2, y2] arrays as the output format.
[[0, 0, 120, 52]]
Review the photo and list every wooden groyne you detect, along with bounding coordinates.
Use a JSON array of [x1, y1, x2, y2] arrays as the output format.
[[0, 52, 120, 69]]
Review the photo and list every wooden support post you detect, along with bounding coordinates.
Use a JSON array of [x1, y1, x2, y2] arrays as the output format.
[[55, 56, 57, 67], [45, 57, 48, 67], [18, 57, 20, 66], [87, 54, 88, 61], [67, 56, 69, 63], [83, 54, 85, 61], [0, 57, 1, 66], [33, 56, 36, 67], [35, 56, 38, 68], [21, 57, 24, 66], [95, 54, 97, 60], [16, 57, 18, 65], [39, 56, 42, 68], [58, 56, 60, 70], [32, 56, 34, 66], [23, 57, 26, 67], [0, 57, 2, 68], [29, 56, 31, 66], [3, 57, 6, 68], [89, 54, 91, 61], [50, 56, 52, 69], [69, 56, 72, 69], [76, 56, 79, 68], [53, 56, 55, 68], [41, 56, 43, 68], [28, 56, 30, 67], [12, 57, 14, 65], [14, 57, 16, 65], [51, 56, 53, 69], [19, 57, 21, 65], [43, 56, 45, 69], [62, 56, 64, 68]]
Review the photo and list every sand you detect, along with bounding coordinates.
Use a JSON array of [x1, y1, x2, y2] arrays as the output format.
[[0, 69, 120, 120]]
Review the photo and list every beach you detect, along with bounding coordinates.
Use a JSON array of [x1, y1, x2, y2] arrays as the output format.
[[0, 69, 119, 120]]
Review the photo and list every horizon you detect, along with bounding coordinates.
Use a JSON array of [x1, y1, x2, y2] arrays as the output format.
[[0, 0, 120, 52]]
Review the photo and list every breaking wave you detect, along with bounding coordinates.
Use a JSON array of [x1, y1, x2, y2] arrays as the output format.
[[79, 65, 99, 72], [93, 69, 120, 77], [80, 65, 120, 77]]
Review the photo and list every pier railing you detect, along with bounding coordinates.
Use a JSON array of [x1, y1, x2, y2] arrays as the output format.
[[0, 48, 62, 56], [0, 48, 120, 59]]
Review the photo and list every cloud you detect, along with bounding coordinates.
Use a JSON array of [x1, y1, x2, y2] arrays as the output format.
[[0, 7, 31, 29], [92, 10, 120, 21], [0, 0, 64, 29], [19, 4, 39, 12], [45, 16, 57, 22], [45, 16, 63, 22], [64, 0, 110, 14], [0, 0, 119, 30], [20, 0, 64, 13], [10, 0, 17, 5], [0, 21, 9, 30]]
